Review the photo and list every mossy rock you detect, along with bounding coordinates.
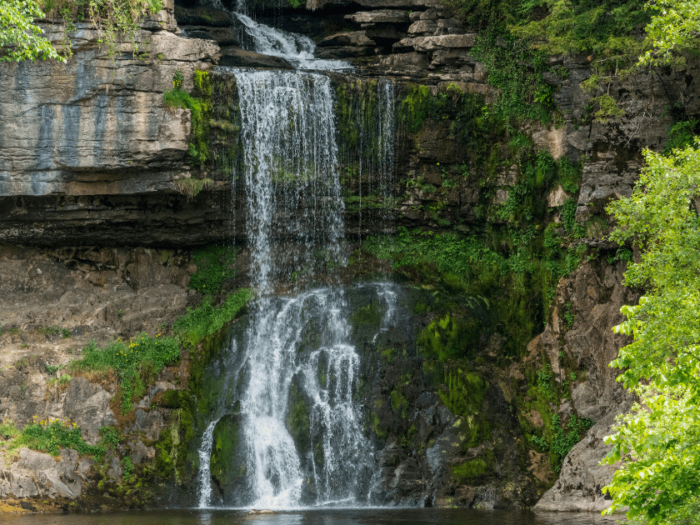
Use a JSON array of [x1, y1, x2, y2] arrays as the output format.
[[154, 390, 194, 410], [209, 413, 246, 498], [286, 377, 311, 459]]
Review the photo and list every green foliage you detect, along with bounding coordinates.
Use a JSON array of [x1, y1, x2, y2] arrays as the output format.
[[69, 334, 180, 413], [10, 419, 105, 458], [365, 226, 585, 355], [549, 415, 592, 471], [510, 0, 650, 61], [471, 32, 556, 124], [664, 119, 699, 154], [164, 70, 212, 166], [0, 420, 20, 440], [640, 0, 700, 66], [122, 456, 134, 478], [418, 314, 480, 361], [173, 288, 253, 349], [15, 0, 165, 62], [99, 426, 120, 448], [189, 245, 236, 295], [531, 414, 593, 471], [557, 158, 582, 193], [0, 0, 65, 62], [603, 143, 700, 522]]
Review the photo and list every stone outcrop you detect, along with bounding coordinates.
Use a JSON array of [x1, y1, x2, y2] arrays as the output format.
[[0, 0, 219, 198], [0, 449, 92, 500], [530, 259, 639, 512]]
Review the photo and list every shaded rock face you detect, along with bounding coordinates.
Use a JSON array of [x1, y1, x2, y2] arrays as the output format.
[[343, 285, 541, 509], [0, 0, 219, 198], [530, 259, 638, 512]]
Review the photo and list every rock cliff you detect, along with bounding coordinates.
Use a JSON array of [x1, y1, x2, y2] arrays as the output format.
[[0, 0, 698, 515]]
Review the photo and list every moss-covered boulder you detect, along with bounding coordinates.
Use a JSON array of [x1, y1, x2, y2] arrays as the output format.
[[209, 413, 246, 503]]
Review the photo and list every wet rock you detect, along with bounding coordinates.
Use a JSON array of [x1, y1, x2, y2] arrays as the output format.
[[535, 401, 631, 512], [0, 18, 219, 198], [174, 6, 231, 27], [219, 47, 293, 69], [318, 31, 376, 47], [183, 26, 240, 46], [345, 10, 410, 24]]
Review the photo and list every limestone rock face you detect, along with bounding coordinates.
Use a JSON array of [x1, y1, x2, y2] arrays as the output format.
[[535, 403, 630, 512], [0, 12, 219, 197], [0, 449, 91, 500], [64, 378, 117, 444], [532, 259, 639, 511]]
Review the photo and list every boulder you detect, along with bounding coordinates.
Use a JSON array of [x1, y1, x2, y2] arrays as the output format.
[[183, 26, 240, 46], [318, 31, 376, 47], [345, 10, 410, 24], [394, 34, 476, 52]]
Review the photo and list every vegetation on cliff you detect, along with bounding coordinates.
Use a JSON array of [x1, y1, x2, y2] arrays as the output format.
[[0, 0, 164, 61], [603, 142, 700, 523]]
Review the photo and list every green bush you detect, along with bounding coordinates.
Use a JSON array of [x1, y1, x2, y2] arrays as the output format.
[[189, 245, 237, 295], [173, 288, 253, 349], [69, 334, 180, 413], [12, 419, 105, 458]]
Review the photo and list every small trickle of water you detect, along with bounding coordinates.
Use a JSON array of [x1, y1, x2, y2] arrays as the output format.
[[197, 419, 220, 508]]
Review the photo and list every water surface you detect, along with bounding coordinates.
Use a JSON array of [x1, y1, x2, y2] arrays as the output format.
[[0, 509, 623, 525]]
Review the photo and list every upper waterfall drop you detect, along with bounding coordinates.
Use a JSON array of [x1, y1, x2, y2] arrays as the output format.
[[212, 0, 352, 71]]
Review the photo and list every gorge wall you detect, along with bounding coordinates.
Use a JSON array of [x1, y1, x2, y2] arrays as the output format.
[[0, 0, 698, 514]]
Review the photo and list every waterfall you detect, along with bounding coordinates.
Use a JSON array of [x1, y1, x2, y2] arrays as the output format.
[[234, 69, 373, 508], [194, 0, 397, 508]]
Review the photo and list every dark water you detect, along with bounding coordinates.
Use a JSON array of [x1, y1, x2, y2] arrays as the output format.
[[0, 509, 623, 525]]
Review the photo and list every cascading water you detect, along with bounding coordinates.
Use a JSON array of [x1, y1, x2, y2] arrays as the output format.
[[197, 419, 219, 508], [211, 0, 351, 71], [195, 69, 384, 509], [235, 70, 373, 507], [195, 0, 397, 509]]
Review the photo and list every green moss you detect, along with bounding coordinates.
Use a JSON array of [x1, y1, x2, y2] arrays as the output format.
[[372, 411, 388, 440], [452, 458, 488, 482], [164, 70, 212, 166], [352, 301, 383, 328], [156, 390, 193, 410], [286, 382, 311, 457], [209, 413, 244, 490], [418, 313, 481, 361], [188, 325, 235, 415], [390, 390, 408, 417], [439, 367, 490, 448]]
